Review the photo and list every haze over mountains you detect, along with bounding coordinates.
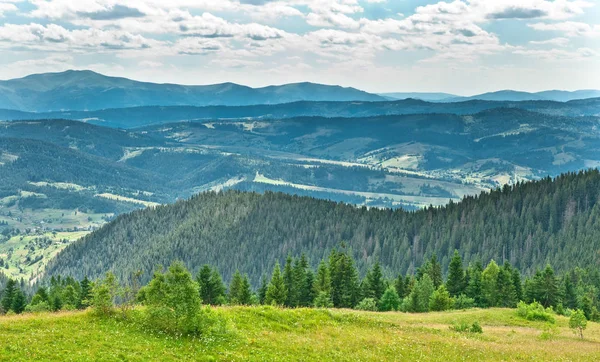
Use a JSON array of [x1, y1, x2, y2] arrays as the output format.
[[1, 70, 600, 284], [0, 70, 599, 112]]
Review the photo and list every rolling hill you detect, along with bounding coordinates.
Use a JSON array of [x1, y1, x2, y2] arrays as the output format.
[[1, 97, 599, 129], [0, 70, 386, 112], [44, 170, 600, 285]]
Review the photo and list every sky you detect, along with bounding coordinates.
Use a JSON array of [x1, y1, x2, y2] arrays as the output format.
[[0, 0, 599, 95]]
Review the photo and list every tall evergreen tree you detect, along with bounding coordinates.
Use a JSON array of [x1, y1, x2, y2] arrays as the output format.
[[466, 261, 484, 307], [238, 275, 253, 305], [0, 279, 16, 313], [10, 289, 26, 314], [283, 255, 296, 307], [511, 268, 523, 303], [446, 250, 465, 297], [364, 262, 386, 301], [539, 264, 560, 308], [482, 260, 500, 307], [228, 270, 244, 305], [78, 277, 92, 309], [563, 274, 578, 309], [258, 274, 268, 305], [265, 262, 287, 306]]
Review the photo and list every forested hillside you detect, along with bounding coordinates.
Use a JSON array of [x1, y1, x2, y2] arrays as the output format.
[[45, 170, 600, 284]]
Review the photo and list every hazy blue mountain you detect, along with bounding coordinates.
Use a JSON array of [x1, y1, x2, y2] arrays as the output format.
[[444, 89, 600, 102], [378, 92, 458, 101], [1, 97, 598, 128], [0, 70, 386, 111], [535, 90, 600, 102]]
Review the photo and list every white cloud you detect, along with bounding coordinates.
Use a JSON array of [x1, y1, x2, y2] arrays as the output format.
[[528, 21, 600, 37], [529, 37, 570, 45]]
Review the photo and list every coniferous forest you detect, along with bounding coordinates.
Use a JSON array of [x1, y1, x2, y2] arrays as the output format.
[[43, 169, 600, 287]]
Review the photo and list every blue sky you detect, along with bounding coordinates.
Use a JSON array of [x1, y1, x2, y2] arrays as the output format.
[[0, 0, 598, 94]]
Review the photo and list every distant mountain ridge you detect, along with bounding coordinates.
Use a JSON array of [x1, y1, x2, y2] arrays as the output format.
[[1, 97, 599, 129], [382, 90, 600, 102], [0, 70, 386, 112]]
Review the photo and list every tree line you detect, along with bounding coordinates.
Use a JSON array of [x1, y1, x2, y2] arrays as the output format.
[[3, 248, 599, 323], [44, 170, 600, 287]]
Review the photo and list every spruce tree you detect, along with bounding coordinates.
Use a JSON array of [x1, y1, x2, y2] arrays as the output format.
[[562, 274, 577, 309], [1, 279, 16, 313], [446, 250, 465, 297], [209, 269, 226, 305], [258, 274, 268, 305], [496, 266, 516, 307], [228, 270, 244, 305], [394, 274, 406, 299], [416, 274, 435, 312], [78, 277, 92, 309], [539, 264, 559, 308], [511, 268, 523, 303], [265, 262, 287, 306], [482, 260, 500, 307], [283, 255, 296, 307], [238, 275, 253, 305], [314, 260, 331, 295], [466, 261, 484, 307], [429, 254, 443, 288], [196, 265, 213, 304], [10, 289, 26, 314], [364, 262, 385, 302]]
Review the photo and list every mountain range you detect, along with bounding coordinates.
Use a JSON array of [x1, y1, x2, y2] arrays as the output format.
[[0, 70, 386, 112], [0, 70, 599, 112], [382, 90, 600, 102]]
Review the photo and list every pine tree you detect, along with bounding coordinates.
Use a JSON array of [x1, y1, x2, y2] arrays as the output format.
[[10, 289, 26, 314], [539, 264, 559, 308], [466, 261, 484, 307], [482, 260, 500, 307], [394, 274, 406, 299], [446, 250, 465, 297], [416, 274, 435, 312], [283, 255, 296, 307], [209, 269, 226, 305], [238, 275, 253, 305], [196, 265, 212, 304], [78, 277, 92, 309], [496, 266, 516, 308], [511, 268, 523, 303], [265, 262, 287, 306], [1, 279, 16, 313], [258, 274, 268, 305], [429, 254, 443, 288], [313, 260, 331, 295], [228, 270, 244, 305], [364, 262, 385, 302], [329, 249, 359, 308], [562, 274, 577, 309]]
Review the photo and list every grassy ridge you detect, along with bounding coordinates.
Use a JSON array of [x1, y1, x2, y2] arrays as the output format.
[[1, 307, 598, 361]]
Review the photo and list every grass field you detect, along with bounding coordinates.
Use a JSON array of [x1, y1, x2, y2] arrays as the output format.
[[0, 307, 598, 361]]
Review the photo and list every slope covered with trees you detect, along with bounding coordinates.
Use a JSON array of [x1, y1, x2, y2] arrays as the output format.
[[45, 170, 600, 285]]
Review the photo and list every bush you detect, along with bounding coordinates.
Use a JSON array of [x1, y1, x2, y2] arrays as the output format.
[[144, 262, 203, 336], [91, 272, 118, 317], [355, 298, 378, 311], [24, 301, 51, 313], [379, 287, 401, 312], [470, 321, 483, 334], [429, 285, 452, 311], [569, 309, 587, 339], [453, 294, 475, 310], [516, 301, 555, 323], [314, 291, 333, 308], [450, 321, 483, 334]]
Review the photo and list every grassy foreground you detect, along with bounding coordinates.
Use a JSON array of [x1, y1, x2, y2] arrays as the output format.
[[0, 307, 599, 361]]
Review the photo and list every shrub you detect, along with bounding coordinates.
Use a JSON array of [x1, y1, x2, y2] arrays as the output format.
[[355, 298, 378, 311], [450, 321, 483, 334], [379, 287, 401, 312], [314, 291, 333, 308], [516, 301, 555, 323], [453, 294, 475, 310], [144, 262, 203, 336], [429, 285, 453, 311], [24, 301, 51, 313], [91, 272, 118, 317], [569, 309, 587, 339]]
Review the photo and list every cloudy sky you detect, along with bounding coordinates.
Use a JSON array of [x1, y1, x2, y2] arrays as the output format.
[[0, 0, 598, 94]]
